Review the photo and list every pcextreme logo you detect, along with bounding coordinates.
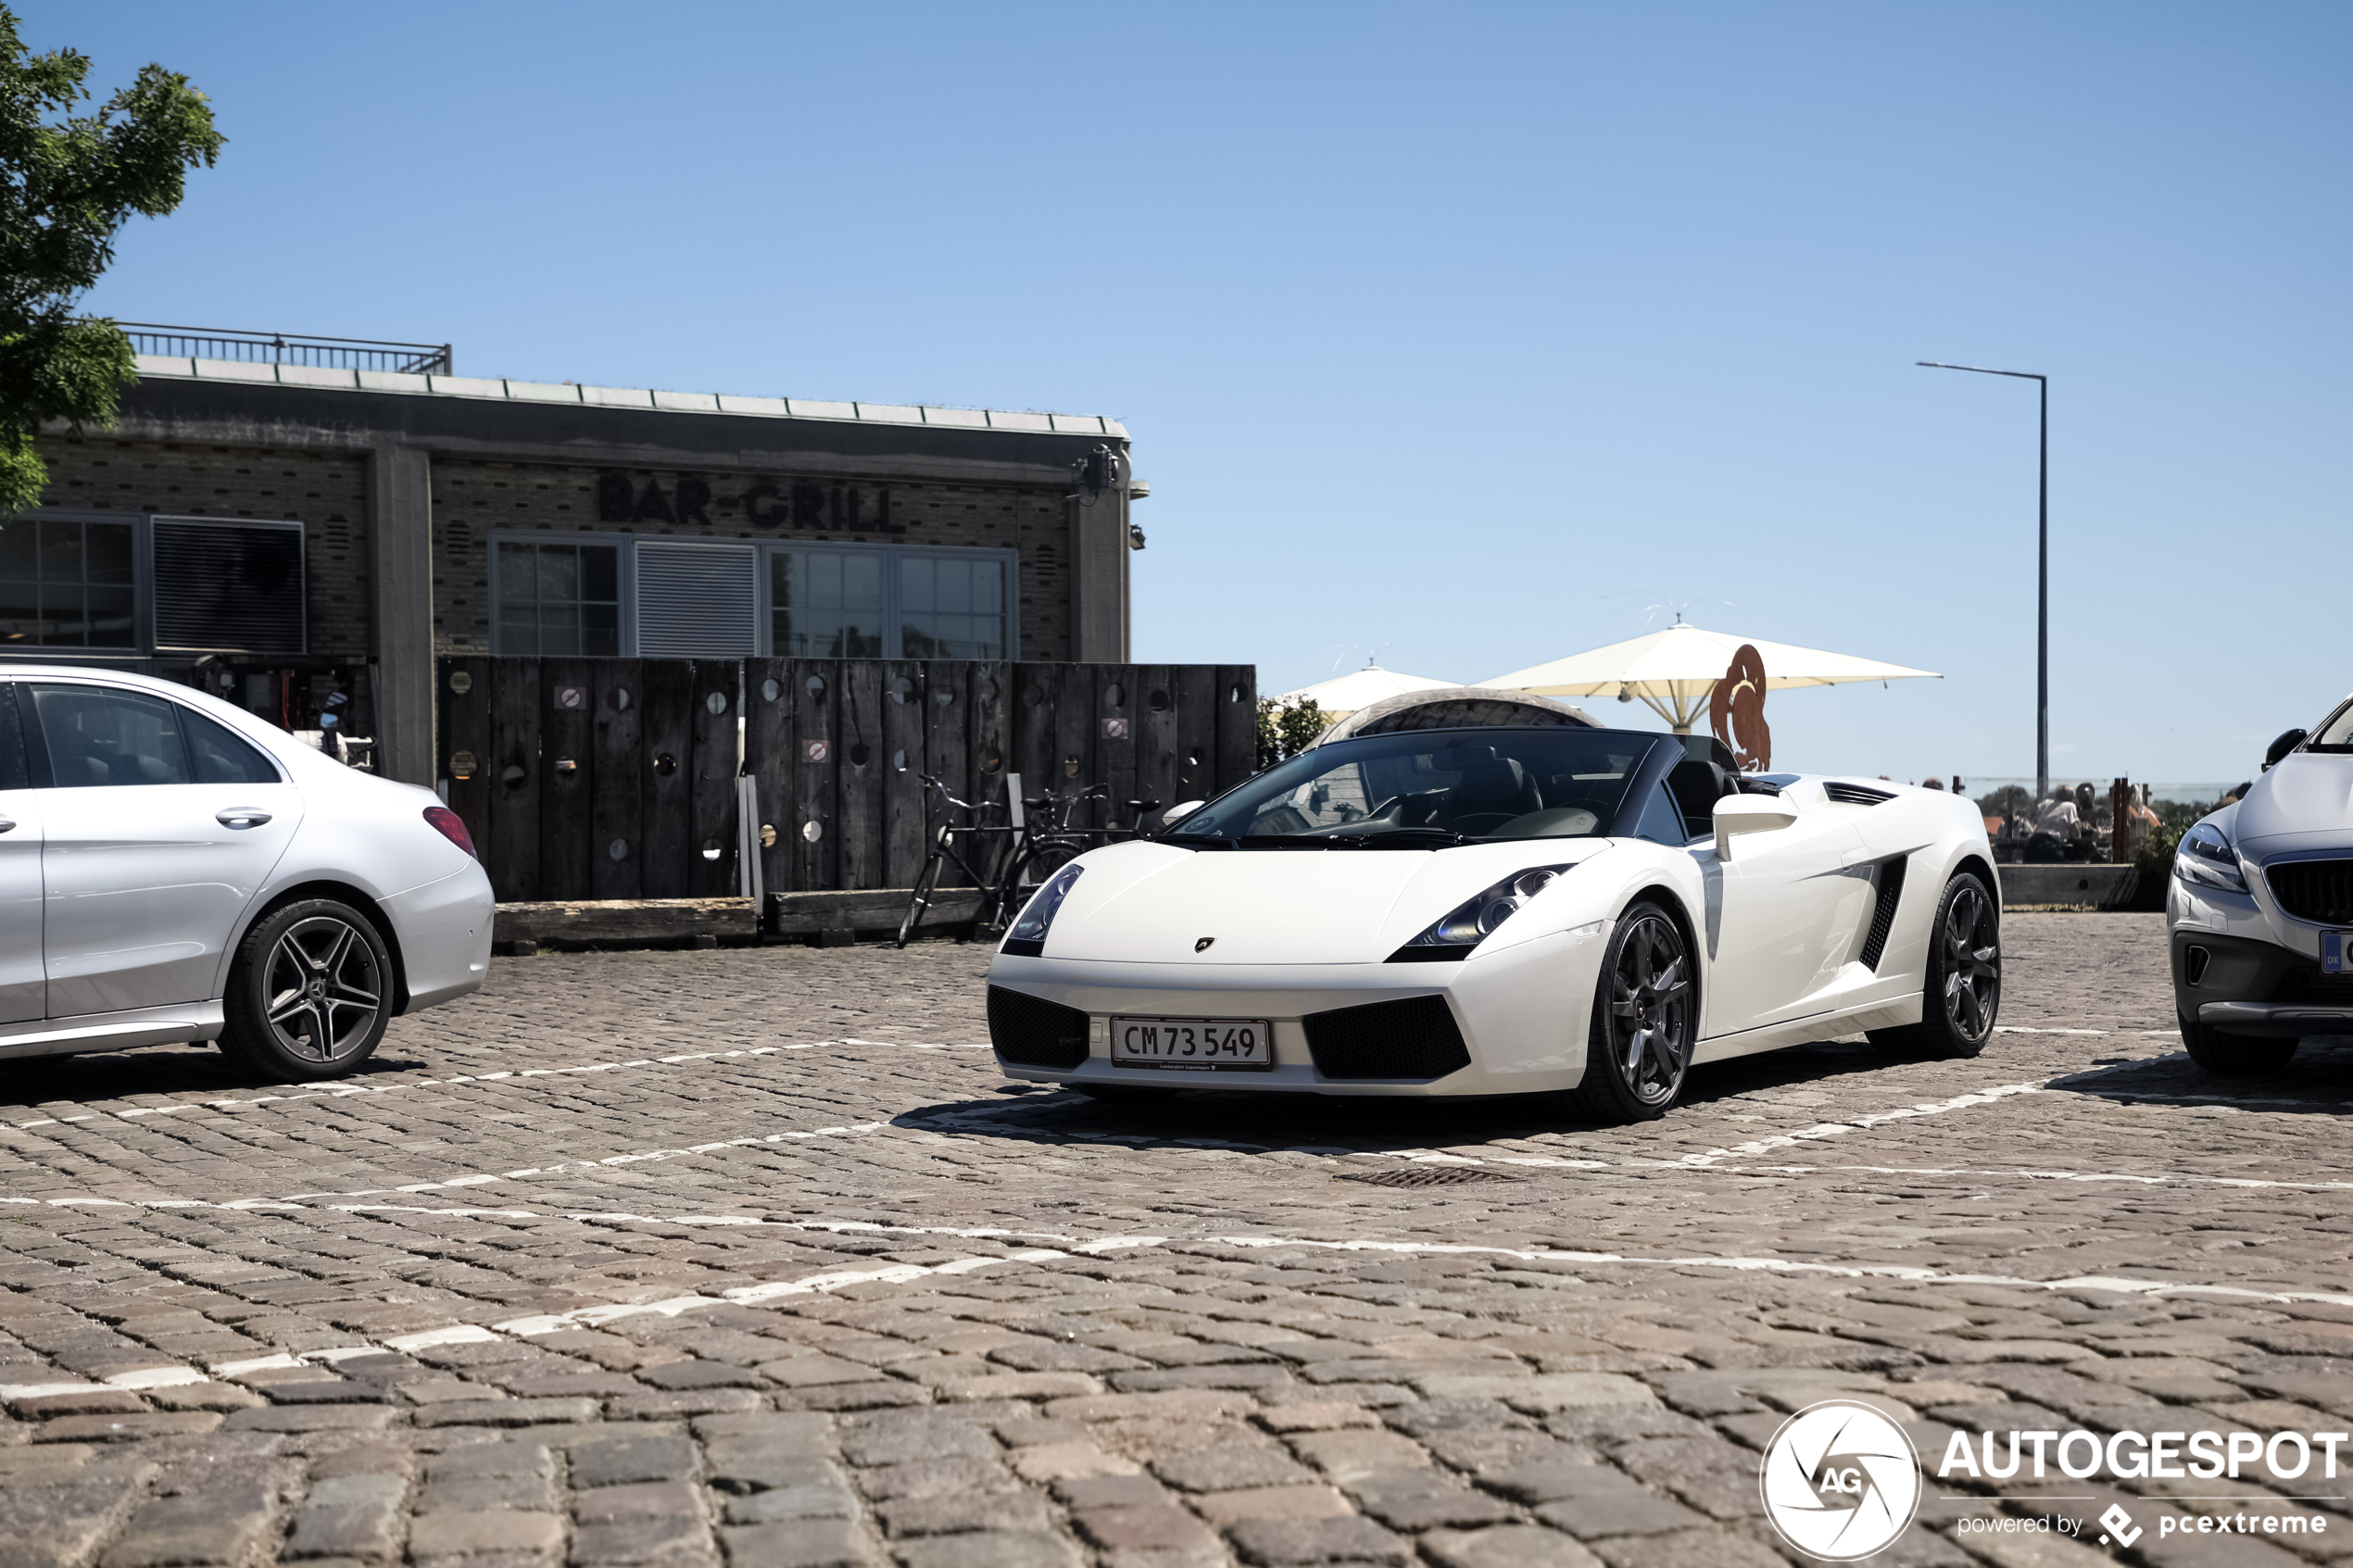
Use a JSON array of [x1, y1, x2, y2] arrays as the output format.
[[1760, 1400, 1923, 1562]]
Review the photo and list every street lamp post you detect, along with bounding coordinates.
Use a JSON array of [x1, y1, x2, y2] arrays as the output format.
[[1918, 360, 2049, 806]]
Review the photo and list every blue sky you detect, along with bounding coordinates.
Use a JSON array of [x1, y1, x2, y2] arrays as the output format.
[[44, 3, 2352, 786]]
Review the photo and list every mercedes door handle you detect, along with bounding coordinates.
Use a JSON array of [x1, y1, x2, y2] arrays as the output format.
[[0, 818, 15, 833], [217, 809, 273, 829]]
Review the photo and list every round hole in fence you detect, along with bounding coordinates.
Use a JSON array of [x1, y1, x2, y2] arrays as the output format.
[[501, 764, 526, 787], [1063, 753, 1081, 778], [705, 691, 729, 715], [608, 837, 629, 861], [700, 838, 724, 860], [1229, 684, 1244, 703], [1148, 689, 1169, 711], [761, 678, 781, 703], [801, 820, 824, 842], [806, 675, 827, 700], [979, 681, 998, 703], [1105, 683, 1126, 707], [892, 677, 912, 704], [1025, 685, 1045, 706], [934, 688, 953, 707], [652, 752, 677, 777], [610, 686, 631, 711], [980, 748, 1002, 774], [449, 671, 473, 695], [849, 742, 871, 768], [892, 748, 908, 771]]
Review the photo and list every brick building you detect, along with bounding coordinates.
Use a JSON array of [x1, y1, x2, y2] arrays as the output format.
[[23, 332, 1140, 786]]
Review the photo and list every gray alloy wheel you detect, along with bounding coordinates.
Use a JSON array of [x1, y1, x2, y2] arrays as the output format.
[[218, 898, 394, 1081], [1570, 901, 1694, 1123], [1868, 872, 1999, 1059]]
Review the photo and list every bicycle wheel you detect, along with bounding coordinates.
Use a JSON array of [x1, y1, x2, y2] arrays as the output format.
[[898, 850, 946, 948]]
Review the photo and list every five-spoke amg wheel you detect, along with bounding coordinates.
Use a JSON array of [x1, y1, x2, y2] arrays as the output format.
[[1572, 900, 1694, 1123], [1869, 871, 2000, 1060], [219, 898, 394, 1080]]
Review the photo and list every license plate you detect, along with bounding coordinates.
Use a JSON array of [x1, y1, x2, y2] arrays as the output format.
[[2327, 932, 2348, 975], [1108, 1016, 1275, 1072]]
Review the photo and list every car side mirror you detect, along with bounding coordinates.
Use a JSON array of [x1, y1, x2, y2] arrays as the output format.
[[1712, 793, 1798, 858], [2263, 729, 2308, 771], [1161, 800, 1205, 825]]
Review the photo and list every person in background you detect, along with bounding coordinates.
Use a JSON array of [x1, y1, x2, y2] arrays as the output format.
[[2220, 780, 2253, 807], [2028, 791, 2081, 863], [1924, 777, 1945, 791]]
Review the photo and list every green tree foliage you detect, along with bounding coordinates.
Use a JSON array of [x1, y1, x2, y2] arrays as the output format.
[[1255, 696, 1326, 771], [0, 9, 222, 515]]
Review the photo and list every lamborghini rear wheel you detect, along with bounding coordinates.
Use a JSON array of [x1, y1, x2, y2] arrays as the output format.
[[1570, 901, 1694, 1123], [1867, 871, 1999, 1060]]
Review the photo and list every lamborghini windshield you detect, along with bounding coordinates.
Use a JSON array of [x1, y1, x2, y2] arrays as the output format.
[[1170, 728, 1667, 846]]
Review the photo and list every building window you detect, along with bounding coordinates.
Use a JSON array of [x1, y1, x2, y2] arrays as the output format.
[[497, 540, 621, 656], [772, 546, 886, 658], [898, 550, 1008, 659], [491, 533, 1017, 659], [0, 518, 136, 648]]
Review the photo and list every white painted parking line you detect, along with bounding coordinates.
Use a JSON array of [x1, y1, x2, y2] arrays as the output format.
[[0, 1037, 989, 1133]]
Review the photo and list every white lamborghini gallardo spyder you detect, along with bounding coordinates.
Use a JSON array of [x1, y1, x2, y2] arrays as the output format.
[[986, 725, 2001, 1122]]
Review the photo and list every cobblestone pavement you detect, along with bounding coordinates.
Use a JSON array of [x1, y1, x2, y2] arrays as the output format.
[[6, 912, 2353, 1568]]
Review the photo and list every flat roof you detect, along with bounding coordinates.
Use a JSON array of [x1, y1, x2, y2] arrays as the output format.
[[129, 355, 1129, 441]]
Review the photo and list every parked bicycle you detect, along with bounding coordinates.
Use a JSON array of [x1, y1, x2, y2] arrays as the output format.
[[896, 776, 1159, 947]]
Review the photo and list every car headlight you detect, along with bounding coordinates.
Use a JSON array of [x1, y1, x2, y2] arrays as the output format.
[[1001, 864, 1083, 957], [2174, 822, 2247, 894], [1390, 865, 1570, 961]]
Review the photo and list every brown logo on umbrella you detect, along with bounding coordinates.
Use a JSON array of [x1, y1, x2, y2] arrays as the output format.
[[1708, 645, 1771, 771]]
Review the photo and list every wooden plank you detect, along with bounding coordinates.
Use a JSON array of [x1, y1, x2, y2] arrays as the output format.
[[689, 660, 742, 897], [439, 656, 493, 869], [789, 659, 839, 891], [882, 662, 929, 887], [1214, 665, 1258, 795], [639, 659, 695, 898], [922, 663, 970, 884], [1012, 662, 1061, 829], [1097, 663, 1139, 834], [745, 659, 795, 895], [495, 897, 753, 947], [537, 656, 594, 900], [1132, 663, 1176, 834], [1053, 661, 1098, 830], [963, 661, 1011, 885], [486, 659, 543, 900], [590, 659, 644, 899], [836, 660, 886, 890], [765, 886, 984, 935], [1170, 664, 1218, 822]]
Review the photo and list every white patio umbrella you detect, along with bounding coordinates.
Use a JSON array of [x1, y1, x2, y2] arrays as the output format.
[[1272, 663, 1456, 721], [1480, 621, 1939, 734]]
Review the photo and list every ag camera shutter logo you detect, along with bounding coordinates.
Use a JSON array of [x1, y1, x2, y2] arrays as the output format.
[[1760, 1399, 1923, 1561]]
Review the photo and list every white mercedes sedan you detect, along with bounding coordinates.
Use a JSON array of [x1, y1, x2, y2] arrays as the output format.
[[987, 725, 2000, 1123], [0, 666, 492, 1080]]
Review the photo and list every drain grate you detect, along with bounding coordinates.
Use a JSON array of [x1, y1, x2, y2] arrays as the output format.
[[1335, 1165, 1524, 1187]]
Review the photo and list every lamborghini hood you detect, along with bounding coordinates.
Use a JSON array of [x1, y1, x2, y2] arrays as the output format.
[[1028, 839, 1616, 964]]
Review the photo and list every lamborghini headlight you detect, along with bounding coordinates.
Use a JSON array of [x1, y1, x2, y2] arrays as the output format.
[[2173, 822, 2247, 894], [1001, 863, 1084, 956], [1393, 865, 1570, 960]]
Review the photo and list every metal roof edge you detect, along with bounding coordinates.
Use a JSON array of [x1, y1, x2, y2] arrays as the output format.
[[130, 356, 1128, 440]]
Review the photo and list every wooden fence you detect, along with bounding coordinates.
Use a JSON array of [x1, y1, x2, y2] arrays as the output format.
[[438, 659, 1259, 904]]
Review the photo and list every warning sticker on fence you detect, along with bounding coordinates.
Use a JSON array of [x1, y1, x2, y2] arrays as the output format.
[[552, 685, 585, 710], [805, 740, 829, 763], [1103, 718, 1130, 740]]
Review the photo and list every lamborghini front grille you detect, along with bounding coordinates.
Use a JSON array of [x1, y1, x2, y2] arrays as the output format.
[[988, 985, 1091, 1068], [1302, 994, 1471, 1081]]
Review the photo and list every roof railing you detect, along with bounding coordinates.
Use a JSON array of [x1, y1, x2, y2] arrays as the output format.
[[115, 322, 453, 376]]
